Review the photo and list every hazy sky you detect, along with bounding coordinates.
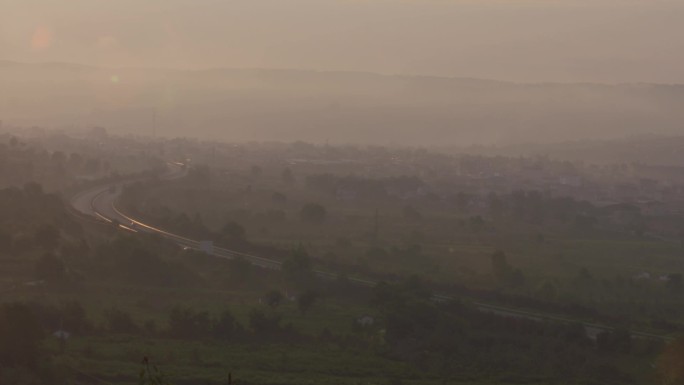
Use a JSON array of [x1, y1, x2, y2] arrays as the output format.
[[2, 0, 684, 83]]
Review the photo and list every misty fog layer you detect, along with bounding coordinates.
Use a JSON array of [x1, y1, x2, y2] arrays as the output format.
[[5, 2, 684, 385], [2, 62, 684, 145], [3, 0, 684, 84]]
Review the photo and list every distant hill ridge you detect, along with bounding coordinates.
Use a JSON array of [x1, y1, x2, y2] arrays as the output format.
[[2, 61, 683, 145]]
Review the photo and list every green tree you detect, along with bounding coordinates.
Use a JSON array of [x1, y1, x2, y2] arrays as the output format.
[[264, 289, 284, 309], [667, 273, 683, 294], [491, 250, 511, 283], [35, 252, 66, 282], [0, 303, 43, 368], [221, 221, 245, 240], [297, 289, 318, 314], [68, 152, 83, 170], [282, 168, 295, 184], [34, 224, 59, 250], [84, 158, 101, 174], [596, 328, 631, 354], [105, 308, 140, 334], [60, 300, 91, 333], [300, 203, 327, 224], [248, 308, 283, 334], [227, 256, 252, 286], [490, 250, 525, 287], [213, 309, 242, 340], [282, 245, 313, 286], [168, 307, 211, 339]]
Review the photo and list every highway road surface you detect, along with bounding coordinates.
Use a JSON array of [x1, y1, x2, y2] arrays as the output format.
[[69, 163, 669, 341]]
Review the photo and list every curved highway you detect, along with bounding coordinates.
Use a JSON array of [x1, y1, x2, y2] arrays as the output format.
[[69, 163, 669, 342]]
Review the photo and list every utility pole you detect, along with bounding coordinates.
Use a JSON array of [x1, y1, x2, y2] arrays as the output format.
[[371, 208, 379, 246]]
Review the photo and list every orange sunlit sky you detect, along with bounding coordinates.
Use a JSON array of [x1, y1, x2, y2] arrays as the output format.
[[2, 0, 684, 83]]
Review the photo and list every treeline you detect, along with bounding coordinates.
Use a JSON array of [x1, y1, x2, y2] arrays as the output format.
[[0, 299, 301, 385], [370, 279, 662, 385], [89, 305, 302, 343], [0, 279, 673, 385], [482, 190, 647, 232], [0, 136, 110, 190], [0, 302, 67, 384], [0, 184, 91, 287], [305, 173, 425, 201], [0, 183, 81, 238], [432, 250, 684, 334], [90, 236, 202, 287], [10, 298, 302, 343]]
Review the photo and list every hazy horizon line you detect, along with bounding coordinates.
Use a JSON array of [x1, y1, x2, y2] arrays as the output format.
[[3, 58, 683, 88]]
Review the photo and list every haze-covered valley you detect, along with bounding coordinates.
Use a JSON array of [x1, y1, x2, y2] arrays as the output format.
[[5, 1, 684, 384]]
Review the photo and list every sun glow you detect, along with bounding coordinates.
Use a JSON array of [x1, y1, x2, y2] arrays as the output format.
[[30, 27, 53, 51]]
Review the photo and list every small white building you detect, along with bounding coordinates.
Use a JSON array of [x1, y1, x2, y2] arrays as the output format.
[[356, 315, 375, 327]]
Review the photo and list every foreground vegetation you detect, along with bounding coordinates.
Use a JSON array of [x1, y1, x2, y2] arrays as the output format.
[[0, 188, 671, 384], [2, 134, 684, 384]]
